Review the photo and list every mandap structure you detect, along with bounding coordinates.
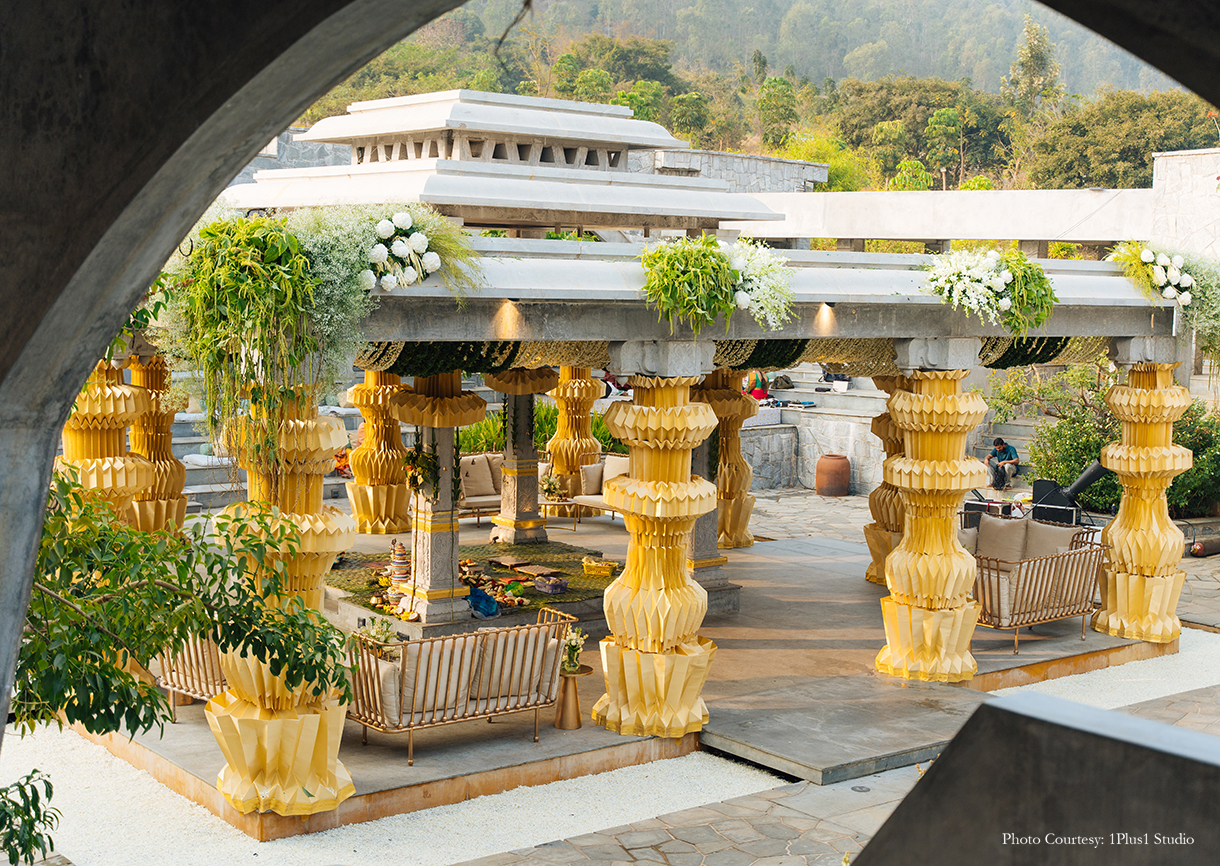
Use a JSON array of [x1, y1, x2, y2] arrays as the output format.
[[226, 90, 1190, 738]]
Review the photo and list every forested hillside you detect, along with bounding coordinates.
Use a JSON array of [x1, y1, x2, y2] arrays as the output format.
[[297, 5, 1217, 193], [464, 0, 1174, 94]]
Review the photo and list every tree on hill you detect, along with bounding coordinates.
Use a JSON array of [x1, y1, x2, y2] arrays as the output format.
[[1029, 89, 1217, 188], [870, 119, 909, 176], [925, 106, 962, 185], [1001, 16, 1065, 118], [758, 76, 799, 147], [570, 33, 682, 90], [670, 91, 712, 138]]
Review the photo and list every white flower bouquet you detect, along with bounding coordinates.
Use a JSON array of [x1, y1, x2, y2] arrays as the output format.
[[922, 248, 1055, 335], [1109, 242, 1195, 309], [720, 238, 795, 331], [366, 209, 445, 292]]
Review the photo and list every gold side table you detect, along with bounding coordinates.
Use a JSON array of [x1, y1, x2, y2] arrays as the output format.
[[540, 498, 579, 531], [554, 663, 593, 729]]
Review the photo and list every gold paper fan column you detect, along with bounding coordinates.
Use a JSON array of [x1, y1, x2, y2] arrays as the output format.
[[57, 360, 155, 523], [205, 394, 358, 817], [346, 370, 412, 534], [392, 370, 487, 620], [862, 375, 911, 586], [1093, 363, 1192, 643], [875, 370, 987, 683], [546, 366, 603, 515], [693, 368, 757, 548], [592, 376, 719, 738], [126, 354, 188, 532], [486, 367, 559, 545]]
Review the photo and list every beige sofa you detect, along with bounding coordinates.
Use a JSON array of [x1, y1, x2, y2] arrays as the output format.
[[571, 453, 631, 516], [458, 452, 504, 523], [960, 513, 1106, 653], [347, 608, 577, 764]]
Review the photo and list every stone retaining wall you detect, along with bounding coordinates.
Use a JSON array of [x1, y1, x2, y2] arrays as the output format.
[[627, 149, 828, 193], [230, 128, 351, 187], [740, 425, 797, 490]]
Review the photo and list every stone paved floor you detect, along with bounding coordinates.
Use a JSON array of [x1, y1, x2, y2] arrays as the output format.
[[459, 767, 922, 866], [1119, 683, 1220, 735]]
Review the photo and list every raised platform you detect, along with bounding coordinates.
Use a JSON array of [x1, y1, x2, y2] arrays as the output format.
[[77, 664, 694, 842], [697, 536, 1176, 785]]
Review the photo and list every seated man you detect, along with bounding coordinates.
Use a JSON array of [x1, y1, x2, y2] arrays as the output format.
[[986, 437, 1020, 490]]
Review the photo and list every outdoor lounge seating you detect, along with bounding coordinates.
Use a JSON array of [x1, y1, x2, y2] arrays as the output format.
[[157, 637, 228, 722], [347, 607, 577, 764], [458, 452, 505, 523], [571, 454, 631, 517], [960, 513, 1107, 653]]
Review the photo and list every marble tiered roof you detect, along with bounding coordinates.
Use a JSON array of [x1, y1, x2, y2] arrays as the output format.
[[224, 90, 783, 229]]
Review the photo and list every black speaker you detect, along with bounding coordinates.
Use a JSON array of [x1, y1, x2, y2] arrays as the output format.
[[962, 499, 1012, 528], [1031, 503, 1080, 525]]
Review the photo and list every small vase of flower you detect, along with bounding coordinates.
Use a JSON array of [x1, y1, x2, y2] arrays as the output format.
[[561, 627, 587, 672]]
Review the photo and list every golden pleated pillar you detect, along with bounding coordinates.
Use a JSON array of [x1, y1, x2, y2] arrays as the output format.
[[546, 366, 603, 514], [693, 368, 758, 548], [863, 375, 911, 585], [593, 376, 719, 737], [127, 354, 188, 532], [1092, 362, 1192, 642], [875, 370, 988, 683], [346, 370, 412, 533], [58, 360, 155, 523], [206, 395, 358, 816]]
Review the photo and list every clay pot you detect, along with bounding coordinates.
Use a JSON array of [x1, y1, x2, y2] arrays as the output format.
[[816, 454, 851, 497]]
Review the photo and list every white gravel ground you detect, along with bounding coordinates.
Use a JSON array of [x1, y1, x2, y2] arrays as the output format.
[[993, 626, 1220, 709], [0, 725, 780, 866]]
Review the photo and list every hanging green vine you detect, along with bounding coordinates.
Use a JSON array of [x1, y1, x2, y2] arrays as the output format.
[[640, 235, 738, 337], [164, 216, 320, 483], [383, 341, 520, 378], [984, 337, 1070, 370]]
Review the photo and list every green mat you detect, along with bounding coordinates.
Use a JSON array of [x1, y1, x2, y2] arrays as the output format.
[[327, 541, 619, 616]]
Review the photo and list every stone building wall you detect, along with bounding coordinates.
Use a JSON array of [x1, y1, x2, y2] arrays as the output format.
[[627, 149, 828, 194], [740, 425, 797, 490], [229, 128, 351, 187], [1151, 148, 1220, 258]]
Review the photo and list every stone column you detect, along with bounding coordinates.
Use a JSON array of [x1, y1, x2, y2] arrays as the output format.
[[485, 367, 559, 544], [1093, 359, 1192, 642], [346, 370, 412, 534], [127, 353, 188, 532], [546, 366, 602, 514], [692, 368, 757, 548], [862, 375, 911, 586], [392, 370, 485, 621], [206, 395, 358, 816], [57, 360, 154, 524], [876, 339, 987, 683], [595, 340, 719, 738], [687, 439, 728, 585]]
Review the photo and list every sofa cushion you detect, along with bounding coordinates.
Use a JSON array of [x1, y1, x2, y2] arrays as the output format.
[[958, 526, 978, 555], [460, 494, 501, 510], [473, 624, 554, 706], [580, 463, 604, 496], [486, 453, 504, 493], [538, 462, 552, 479], [400, 634, 479, 725], [976, 513, 1028, 564], [602, 454, 630, 490], [1024, 520, 1081, 559], [460, 455, 497, 499], [377, 657, 402, 724]]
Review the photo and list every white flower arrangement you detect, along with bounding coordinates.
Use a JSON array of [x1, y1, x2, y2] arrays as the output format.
[[720, 238, 795, 330], [1109, 242, 1195, 310], [367, 212, 445, 291], [922, 249, 1013, 326]]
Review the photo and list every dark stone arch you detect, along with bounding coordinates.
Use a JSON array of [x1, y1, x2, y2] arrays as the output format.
[[0, 0, 464, 747]]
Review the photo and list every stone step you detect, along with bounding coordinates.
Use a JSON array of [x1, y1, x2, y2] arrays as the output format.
[[773, 388, 890, 414], [184, 476, 348, 511], [183, 463, 245, 487], [172, 435, 210, 459]]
